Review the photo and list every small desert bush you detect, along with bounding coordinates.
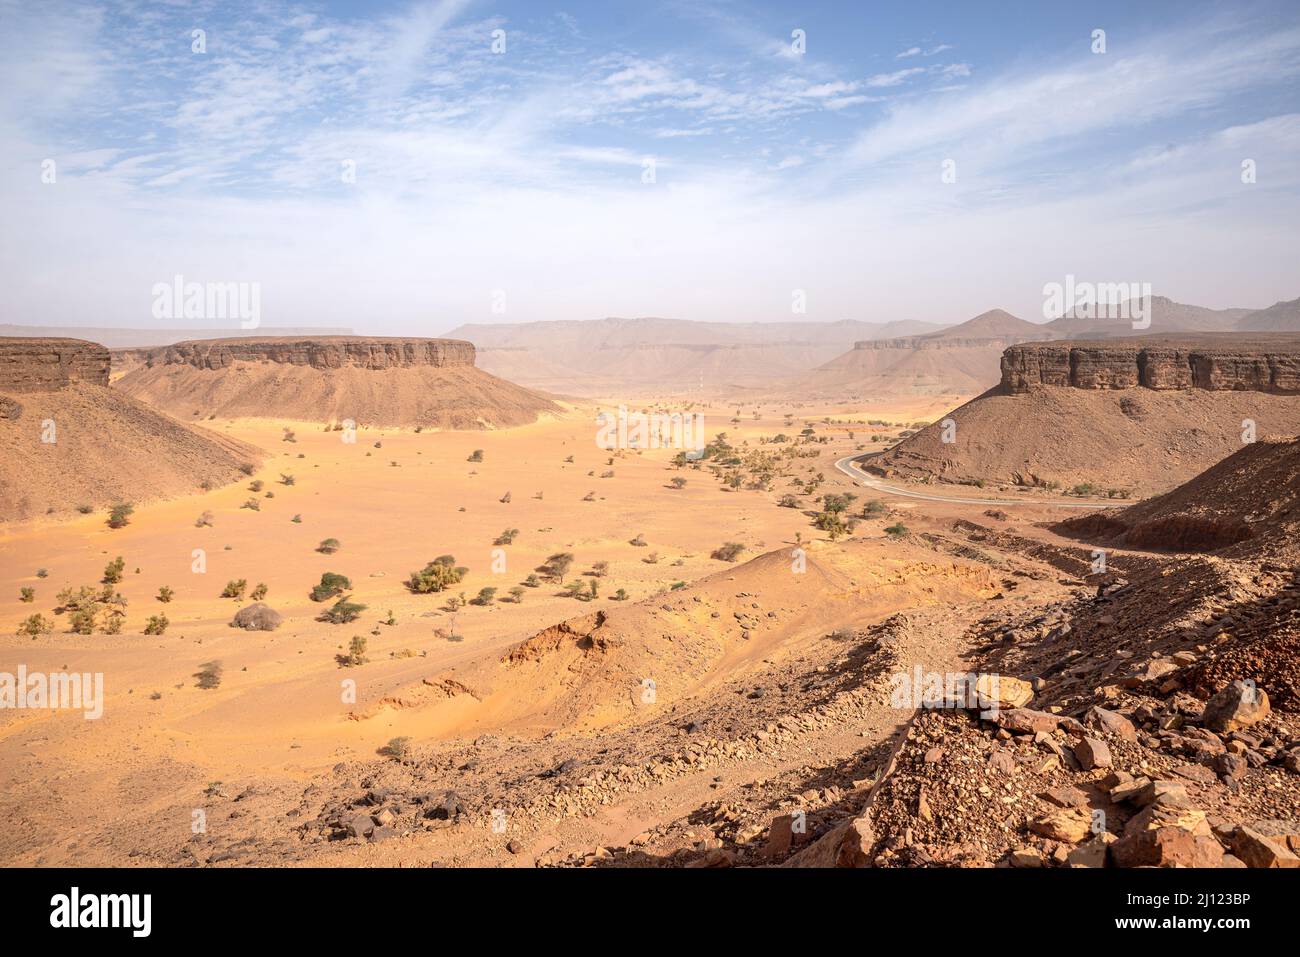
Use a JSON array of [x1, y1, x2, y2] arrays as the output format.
[[16, 613, 52, 637], [107, 503, 134, 529], [76, 503, 93, 514], [249, 479, 264, 492], [342, 635, 368, 666], [406, 556, 467, 594], [251, 582, 267, 601], [317, 538, 341, 554], [863, 499, 887, 517], [538, 552, 574, 583], [711, 542, 745, 562], [280, 473, 295, 485], [241, 498, 260, 511], [884, 522, 908, 538], [103, 556, 125, 584], [221, 579, 247, 599], [508, 586, 525, 603], [320, 598, 366, 624], [381, 736, 411, 760], [310, 572, 352, 602], [467, 449, 483, 462], [19, 587, 35, 603], [629, 534, 647, 547], [493, 528, 519, 546], [471, 586, 497, 606], [157, 585, 174, 603], [144, 614, 169, 635], [670, 477, 687, 489], [591, 561, 609, 577], [195, 510, 214, 528]]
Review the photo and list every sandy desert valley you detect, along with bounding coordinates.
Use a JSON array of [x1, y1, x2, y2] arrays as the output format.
[[4, 325, 1300, 873]]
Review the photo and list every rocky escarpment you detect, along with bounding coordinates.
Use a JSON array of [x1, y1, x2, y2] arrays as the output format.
[[147, 336, 477, 371], [0, 338, 111, 392], [1002, 338, 1300, 394], [116, 335, 556, 429]]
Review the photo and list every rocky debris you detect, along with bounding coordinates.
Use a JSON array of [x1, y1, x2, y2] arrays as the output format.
[[1202, 680, 1271, 732], [1074, 737, 1112, 771]]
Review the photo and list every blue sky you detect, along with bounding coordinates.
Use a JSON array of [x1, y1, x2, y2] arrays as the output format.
[[2, 0, 1298, 332]]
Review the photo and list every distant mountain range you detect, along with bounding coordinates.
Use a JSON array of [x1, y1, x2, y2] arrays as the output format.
[[0, 325, 353, 348]]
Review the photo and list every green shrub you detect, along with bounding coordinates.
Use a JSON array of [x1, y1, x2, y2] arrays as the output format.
[[406, 556, 466, 594], [19, 587, 34, 603], [320, 598, 366, 624], [103, 556, 125, 584], [144, 614, 169, 635], [221, 579, 247, 599], [311, 572, 352, 602], [157, 585, 174, 603], [107, 503, 134, 528], [16, 613, 52, 637]]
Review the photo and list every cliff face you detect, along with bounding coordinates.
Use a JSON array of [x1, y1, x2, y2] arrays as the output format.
[[1001, 341, 1300, 394], [149, 336, 477, 371], [0, 338, 111, 392], [855, 335, 1044, 351]]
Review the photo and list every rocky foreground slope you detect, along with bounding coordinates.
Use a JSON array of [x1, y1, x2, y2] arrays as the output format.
[[115, 336, 559, 429], [869, 335, 1300, 494], [0, 338, 259, 521]]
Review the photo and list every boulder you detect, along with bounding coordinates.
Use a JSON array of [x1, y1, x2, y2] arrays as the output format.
[[1084, 706, 1137, 742], [1202, 680, 1270, 732], [781, 817, 874, 868]]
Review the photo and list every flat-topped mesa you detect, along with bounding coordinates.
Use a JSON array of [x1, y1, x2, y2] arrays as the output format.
[[1001, 338, 1300, 394], [149, 336, 477, 371], [0, 338, 111, 392]]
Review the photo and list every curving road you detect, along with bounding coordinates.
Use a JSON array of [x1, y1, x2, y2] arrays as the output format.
[[833, 454, 1099, 510]]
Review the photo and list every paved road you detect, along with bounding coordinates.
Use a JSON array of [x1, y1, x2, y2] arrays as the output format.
[[833, 454, 1099, 510]]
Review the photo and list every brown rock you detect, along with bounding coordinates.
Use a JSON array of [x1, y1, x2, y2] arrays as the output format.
[[1075, 737, 1112, 771], [1029, 807, 1092, 844], [781, 817, 873, 868], [1231, 825, 1300, 868], [1202, 680, 1271, 733], [1085, 706, 1138, 742]]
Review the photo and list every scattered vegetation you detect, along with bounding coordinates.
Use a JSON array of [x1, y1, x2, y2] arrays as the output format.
[[711, 542, 745, 562], [144, 614, 169, 636], [107, 502, 134, 529], [19, 587, 34, 603], [467, 449, 484, 463], [221, 579, 247, 600], [16, 613, 52, 637], [102, 556, 125, 584], [157, 585, 174, 603], [406, 555, 467, 594], [494, 528, 519, 546], [310, 572, 352, 602], [320, 598, 366, 624], [317, 538, 341, 554]]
